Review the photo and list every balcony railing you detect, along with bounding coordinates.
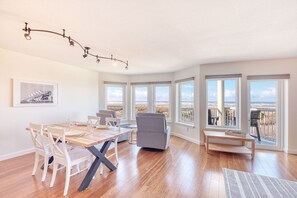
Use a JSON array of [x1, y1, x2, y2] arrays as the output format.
[[250, 108, 276, 144], [208, 107, 276, 144]]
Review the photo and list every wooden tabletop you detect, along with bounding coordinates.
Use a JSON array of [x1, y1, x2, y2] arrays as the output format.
[[26, 123, 134, 147], [204, 130, 255, 141]]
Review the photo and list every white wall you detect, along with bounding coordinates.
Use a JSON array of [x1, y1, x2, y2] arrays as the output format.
[[0, 48, 99, 160], [199, 58, 297, 153]]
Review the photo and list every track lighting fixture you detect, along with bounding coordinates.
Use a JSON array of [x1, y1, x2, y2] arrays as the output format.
[[22, 22, 129, 70]]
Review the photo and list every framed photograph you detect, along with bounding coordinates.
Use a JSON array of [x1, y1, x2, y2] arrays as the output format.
[[13, 79, 58, 107]]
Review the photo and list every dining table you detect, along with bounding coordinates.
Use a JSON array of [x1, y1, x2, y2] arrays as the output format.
[[26, 122, 134, 192]]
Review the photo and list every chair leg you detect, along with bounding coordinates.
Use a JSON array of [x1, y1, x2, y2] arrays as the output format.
[[115, 141, 119, 165], [64, 166, 71, 196], [50, 163, 58, 187], [100, 164, 104, 174], [41, 156, 49, 182], [32, 153, 39, 176]]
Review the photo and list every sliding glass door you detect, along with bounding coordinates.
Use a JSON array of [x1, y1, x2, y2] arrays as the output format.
[[248, 80, 282, 149]]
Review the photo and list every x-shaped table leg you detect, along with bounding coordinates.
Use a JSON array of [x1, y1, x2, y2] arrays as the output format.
[[78, 140, 116, 191]]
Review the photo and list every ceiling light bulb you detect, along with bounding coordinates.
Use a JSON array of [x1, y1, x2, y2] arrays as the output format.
[[24, 33, 31, 40], [112, 60, 117, 67], [83, 53, 87, 58]]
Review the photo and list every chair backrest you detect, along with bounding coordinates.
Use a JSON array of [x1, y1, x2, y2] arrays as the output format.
[[136, 114, 166, 133], [106, 118, 121, 132], [88, 116, 100, 126], [96, 113, 113, 125], [99, 110, 116, 118], [47, 127, 69, 161], [250, 110, 261, 127], [29, 123, 46, 151], [105, 117, 121, 127], [137, 113, 167, 130]]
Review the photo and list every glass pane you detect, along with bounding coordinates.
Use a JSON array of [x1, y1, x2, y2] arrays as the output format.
[[135, 86, 148, 115], [106, 86, 124, 118], [249, 81, 277, 146], [180, 82, 194, 123], [224, 80, 237, 127], [207, 79, 238, 128], [155, 86, 170, 118]]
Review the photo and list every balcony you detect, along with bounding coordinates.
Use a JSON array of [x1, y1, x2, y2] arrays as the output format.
[[208, 107, 276, 145]]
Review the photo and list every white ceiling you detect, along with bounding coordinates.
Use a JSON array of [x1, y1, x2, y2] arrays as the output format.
[[0, 0, 297, 74]]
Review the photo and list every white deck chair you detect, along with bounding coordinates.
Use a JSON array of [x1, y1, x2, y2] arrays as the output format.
[[48, 127, 93, 196], [29, 123, 52, 182], [98, 117, 120, 174]]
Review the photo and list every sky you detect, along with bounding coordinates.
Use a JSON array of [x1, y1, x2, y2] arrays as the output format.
[[107, 80, 278, 103], [107, 85, 171, 102], [208, 80, 277, 103]]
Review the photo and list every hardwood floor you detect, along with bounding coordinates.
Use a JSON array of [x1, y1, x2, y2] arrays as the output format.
[[1, 136, 297, 198]]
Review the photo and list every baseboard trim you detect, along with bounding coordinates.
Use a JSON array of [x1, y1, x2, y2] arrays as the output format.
[[284, 149, 297, 155], [0, 148, 35, 161], [171, 132, 202, 145]]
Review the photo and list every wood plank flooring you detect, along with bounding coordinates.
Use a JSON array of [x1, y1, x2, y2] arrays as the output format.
[[1, 136, 297, 198]]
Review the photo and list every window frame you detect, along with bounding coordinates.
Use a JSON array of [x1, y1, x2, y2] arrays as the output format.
[[176, 80, 195, 126], [205, 77, 241, 129], [105, 84, 127, 120], [131, 85, 150, 119], [247, 79, 284, 150], [153, 84, 172, 121]]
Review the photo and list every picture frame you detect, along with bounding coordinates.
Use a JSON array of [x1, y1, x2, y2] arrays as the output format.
[[13, 79, 58, 107]]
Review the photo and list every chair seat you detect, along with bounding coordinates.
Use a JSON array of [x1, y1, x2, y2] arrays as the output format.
[[68, 148, 92, 165]]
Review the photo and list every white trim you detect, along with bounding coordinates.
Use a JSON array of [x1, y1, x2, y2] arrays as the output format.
[[175, 122, 195, 128], [0, 147, 34, 161], [206, 78, 241, 129], [171, 132, 201, 145], [284, 149, 297, 155]]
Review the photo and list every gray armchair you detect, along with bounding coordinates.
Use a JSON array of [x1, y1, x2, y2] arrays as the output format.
[[136, 113, 170, 150]]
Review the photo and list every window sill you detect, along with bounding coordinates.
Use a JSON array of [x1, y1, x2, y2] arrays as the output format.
[[175, 122, 195, 128], [204, 126, 241, 131]]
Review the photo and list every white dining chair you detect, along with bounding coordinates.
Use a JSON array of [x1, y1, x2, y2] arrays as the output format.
[[98, 117, 120, 174], [29, 123, 52, 182], [47, 127, 93, 196], [87, 116, 100, 126]]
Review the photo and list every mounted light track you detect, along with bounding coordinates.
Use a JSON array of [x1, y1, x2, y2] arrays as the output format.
[[22, 22, 128, 70]]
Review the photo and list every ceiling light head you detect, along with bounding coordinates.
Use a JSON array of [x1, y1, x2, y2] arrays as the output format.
[[96, 56, 100, 63], [125, 61, 128, 70], [68, 37, 74, 46], [24, 30, 31, 40], [83, 46, 90, 58]]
